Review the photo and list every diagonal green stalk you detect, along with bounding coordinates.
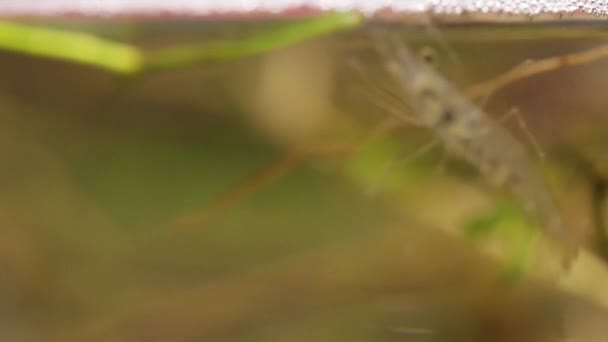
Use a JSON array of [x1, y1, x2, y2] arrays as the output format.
[[0, 21, 142, 73], [0, 12, 361, 74], [142, 12, 362, 72]]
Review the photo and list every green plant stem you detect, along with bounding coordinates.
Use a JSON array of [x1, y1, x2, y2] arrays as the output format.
[[0, 12, 361, 74], [142, 12, 362, 72], [0, 21, 142, 73]]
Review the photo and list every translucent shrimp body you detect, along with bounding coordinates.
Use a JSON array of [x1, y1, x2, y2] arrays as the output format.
[[381, 40, 578, 265]]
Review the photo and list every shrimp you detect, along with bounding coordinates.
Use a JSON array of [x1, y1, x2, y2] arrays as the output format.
[[374, 34, 579, 267]]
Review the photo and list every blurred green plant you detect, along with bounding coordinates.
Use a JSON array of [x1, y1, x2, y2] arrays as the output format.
[[464, 200, 526, 239], [0, 20, 141, 73], [144, 12, 362, 72], [0, 12, 362, 74], [464, 200, 536, 282], [346, 137, 433, 193]]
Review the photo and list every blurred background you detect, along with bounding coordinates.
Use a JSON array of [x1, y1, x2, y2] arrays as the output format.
[[2, 17, 608, 341]]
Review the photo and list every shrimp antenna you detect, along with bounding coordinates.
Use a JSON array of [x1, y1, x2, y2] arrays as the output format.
[[367, 27, 413, 82], [346, 56, 417, 124], [420, 14, 466, 81]]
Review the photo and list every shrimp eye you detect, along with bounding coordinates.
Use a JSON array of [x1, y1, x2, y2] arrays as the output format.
[[418, 46, 439, 68], [439, 108, 454, 125]]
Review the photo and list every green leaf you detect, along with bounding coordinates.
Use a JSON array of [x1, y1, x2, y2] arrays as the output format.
[[143, 12, 362, 72], [0, 21, 142, 73]]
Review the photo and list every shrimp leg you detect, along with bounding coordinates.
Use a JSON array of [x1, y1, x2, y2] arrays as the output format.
[[467, 44, 608, 100], [499, 107, 546, 161]]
